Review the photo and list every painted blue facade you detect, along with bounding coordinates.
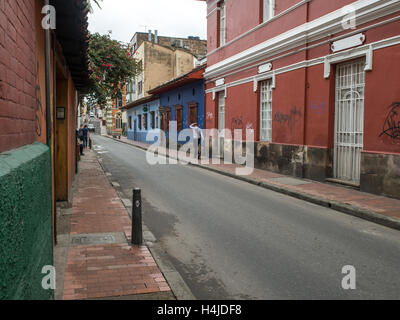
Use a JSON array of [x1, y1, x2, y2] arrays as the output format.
[[126, 98, 161, 144], [126, 77, 205, 145], [159, 79, 205, 144]]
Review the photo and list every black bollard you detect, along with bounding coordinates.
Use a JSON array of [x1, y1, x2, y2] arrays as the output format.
[[131, 188, 143, 245], [89, 138, 92, 150]]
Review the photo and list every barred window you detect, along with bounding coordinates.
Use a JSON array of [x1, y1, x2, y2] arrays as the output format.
[[260, 80, 273, 142]]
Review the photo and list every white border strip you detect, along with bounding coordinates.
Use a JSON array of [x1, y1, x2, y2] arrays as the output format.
[[205, 0, 400, 79], [205, 35, 400, 94]]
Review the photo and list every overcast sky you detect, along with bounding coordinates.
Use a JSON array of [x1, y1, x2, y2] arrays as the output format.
[[88, 0, 207, 44]]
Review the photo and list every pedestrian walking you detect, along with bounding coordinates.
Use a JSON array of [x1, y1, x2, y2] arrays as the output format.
[[78, 125, 85, 156], [189, 122, 204, 159], [83, 124, 89, 149]]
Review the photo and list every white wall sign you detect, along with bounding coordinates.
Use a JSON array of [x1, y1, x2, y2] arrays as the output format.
[[258, 63, 273, 74], [215, 78, 225, 86], [331, 33, 365, 52]]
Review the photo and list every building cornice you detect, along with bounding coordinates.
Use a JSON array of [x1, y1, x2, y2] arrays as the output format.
[[205, 0, 400, 80], [205, 35, 400, 94]]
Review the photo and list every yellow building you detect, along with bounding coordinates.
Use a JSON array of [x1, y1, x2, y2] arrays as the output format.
[[126, 41, 197, 103]]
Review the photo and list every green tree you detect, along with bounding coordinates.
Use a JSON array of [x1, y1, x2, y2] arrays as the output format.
[[87, 33, 139, 107]]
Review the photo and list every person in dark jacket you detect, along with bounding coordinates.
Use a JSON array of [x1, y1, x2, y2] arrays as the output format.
[[83, 125, 89, 148], [78, 125, 84, 155]]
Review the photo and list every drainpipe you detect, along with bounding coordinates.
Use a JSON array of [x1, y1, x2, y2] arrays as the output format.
[[45, 0, 52, 147], [302, 0, 310, 177], [44, 0, 56, 245]]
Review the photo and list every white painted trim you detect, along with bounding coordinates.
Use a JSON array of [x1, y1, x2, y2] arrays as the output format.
[[258, 62, 273, 74], [207, 7, 219, 18], [331, 33, 366, 52], [205, 15, 400, 83], [211, 85, 227, 100], [215, 78, 225, 86], [205, 0, 400, 79], [205, 35, 400, 94], [253, 72, 276, 92], [324, 43, 373, 78]]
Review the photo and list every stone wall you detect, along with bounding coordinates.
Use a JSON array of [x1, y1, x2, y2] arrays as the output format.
[[361, 152, 400, 199]]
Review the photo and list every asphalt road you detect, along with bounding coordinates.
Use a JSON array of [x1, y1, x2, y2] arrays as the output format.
[[92, 135, 400, 300]]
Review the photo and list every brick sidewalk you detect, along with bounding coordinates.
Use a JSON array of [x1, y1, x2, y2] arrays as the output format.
[[62, 150, 171, 300], [102, 134, 400, 229]]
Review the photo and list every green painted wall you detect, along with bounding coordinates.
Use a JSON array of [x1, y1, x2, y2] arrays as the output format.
[[0, 142, 53, 300]]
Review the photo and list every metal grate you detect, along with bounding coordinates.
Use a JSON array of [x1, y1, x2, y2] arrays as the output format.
[[218, 92, 226, 156], [334, 59, 365, 183], [260, 80, 273, 142], [218, 92, 225, 133], [71, 234, 117, 246]]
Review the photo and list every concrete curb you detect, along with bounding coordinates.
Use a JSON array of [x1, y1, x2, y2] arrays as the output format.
[[194, 164, 400, 232], [94, 140, 196, 300], [100, 134, 400, 231]]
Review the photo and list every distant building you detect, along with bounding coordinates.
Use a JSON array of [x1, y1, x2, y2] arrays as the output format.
[[110, 86, 127, 136], [123, 65, 206, 145], [130, 31, 207, 59], [126, 41, 199, 105], [123, 95, 161, 144], [149, 64, 206, 144]]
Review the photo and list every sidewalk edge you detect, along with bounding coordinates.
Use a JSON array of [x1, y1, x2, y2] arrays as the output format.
[[101, 134, 400, 232], [196, 164, 400, 232], [94, 140, 196, 300]]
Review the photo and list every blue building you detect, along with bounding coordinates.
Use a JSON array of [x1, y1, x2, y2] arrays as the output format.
[[148, 64, 206, 144], [122, 95, 161, 144], [123, 65, 206, 145]]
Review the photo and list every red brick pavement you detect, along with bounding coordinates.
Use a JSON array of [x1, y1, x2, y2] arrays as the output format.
[[63, 150, 170, 300], [103, 134, 400, 221]]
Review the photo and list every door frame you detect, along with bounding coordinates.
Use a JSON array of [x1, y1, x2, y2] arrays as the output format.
[[333, 58, 366, 184]]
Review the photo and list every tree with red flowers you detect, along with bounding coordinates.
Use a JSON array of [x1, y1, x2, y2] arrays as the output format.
[[87, 32, 139, 106]]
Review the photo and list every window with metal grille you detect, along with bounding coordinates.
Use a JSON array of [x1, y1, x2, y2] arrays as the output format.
[[218, 92, 225, 132], [116, 113, 122, 129], [219, 1, 226, 47], [260, 80, 273, 142], [138, 81, 143, 96], [334, 59, 365, 183], [116, 98, 123, 108]]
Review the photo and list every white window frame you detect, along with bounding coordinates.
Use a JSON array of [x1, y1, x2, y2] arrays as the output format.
[[324, 45, 373, 79], [138, 80, 143, 97], [263, 0, 275, 23], [219, 1, 226, 47], [259, 80, 273, 142]]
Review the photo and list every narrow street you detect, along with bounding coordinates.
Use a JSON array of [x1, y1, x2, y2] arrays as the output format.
[[92, 135, 400, 300]]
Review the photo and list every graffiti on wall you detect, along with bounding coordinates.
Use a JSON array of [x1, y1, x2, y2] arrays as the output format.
[[35, 63, 43, 137], [379, 102, 400, 141], [309, 101, 327, 115], [231, 116, 243, 130], [206, 112, 214, 125], [273, 106, 302, 133]]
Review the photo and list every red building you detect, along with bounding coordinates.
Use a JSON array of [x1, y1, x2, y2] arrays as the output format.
[[202, 0, 400, 199]]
